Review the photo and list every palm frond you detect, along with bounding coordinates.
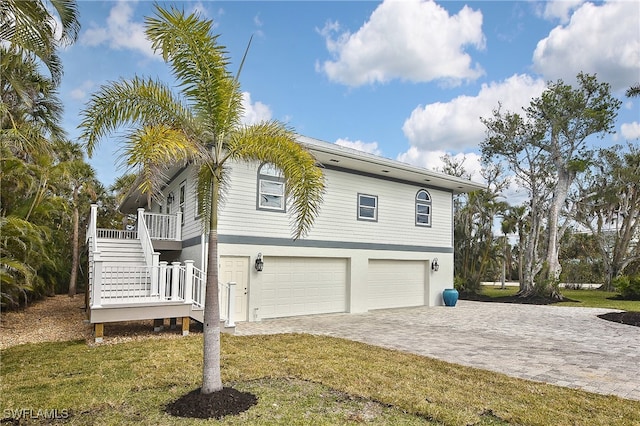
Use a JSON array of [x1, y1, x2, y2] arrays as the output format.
[[79, 76, 194, 157], [227, 121, 325, 239], [120, 124, 200, 204], [144, 6, 243, 145]]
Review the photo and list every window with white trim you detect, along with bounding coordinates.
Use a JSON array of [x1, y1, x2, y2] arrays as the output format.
[[179, 180, 186, 225], [358, 193, 378, 221], [416, 189, 432, 227], [257, 163, 285, 211]]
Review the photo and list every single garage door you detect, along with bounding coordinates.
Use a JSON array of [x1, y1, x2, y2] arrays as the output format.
[[367, 260, 427, 310], [260, 257, 347, 319]]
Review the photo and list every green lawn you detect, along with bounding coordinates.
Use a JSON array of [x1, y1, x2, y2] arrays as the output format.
[[2, 334, 639, 425], [479, 285, 640, 311]]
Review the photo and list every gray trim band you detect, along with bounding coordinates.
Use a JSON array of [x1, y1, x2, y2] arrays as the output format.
[[183, 234, 451, 253], [182, 236, 202, 248], [205, 235, 452, 253]]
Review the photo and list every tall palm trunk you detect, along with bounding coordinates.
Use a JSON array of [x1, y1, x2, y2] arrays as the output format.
[[68, 188, 79, 297], [202, 178, 222, 394]]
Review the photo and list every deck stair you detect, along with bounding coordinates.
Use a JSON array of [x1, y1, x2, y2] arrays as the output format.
[[93, 238, 151, 301], [86, 205, 235, 340], [95, 238, 146, 264]]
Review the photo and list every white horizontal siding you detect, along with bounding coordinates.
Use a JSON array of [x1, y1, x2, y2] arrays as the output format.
[[218, 161, 452, 248], [160, 168, 203, 243]]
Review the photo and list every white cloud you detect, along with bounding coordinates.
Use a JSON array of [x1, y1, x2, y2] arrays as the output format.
[[188, 2, 210, 20], [532, 1, 640, 91], [335, 138, 382, 156], [538, 0, 585, 23], [80, 1, 157, 59], [621, 122, 640, 140], [241, 92, 272, 125], [317, 0, 485, 87], [402, 74, 546, 152], [69, 80, 95, 101]]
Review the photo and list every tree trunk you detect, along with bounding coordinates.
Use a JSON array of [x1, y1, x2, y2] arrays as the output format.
[[545, 167, 571, 284], [201, 180, 222, 394], [68, 192, 79, 297]]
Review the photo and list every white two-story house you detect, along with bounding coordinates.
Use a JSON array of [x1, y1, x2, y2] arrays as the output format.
[[86, 135, 484, 340]]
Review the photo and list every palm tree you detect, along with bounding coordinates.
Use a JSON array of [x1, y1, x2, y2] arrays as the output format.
[[626, 84, 640, 98], [53, 140, 98, 297], [1, 0, 80, 84], [79, 6, 324, 394]]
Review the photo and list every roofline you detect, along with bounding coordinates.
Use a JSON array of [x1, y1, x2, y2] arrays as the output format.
[[297, 135, 486, 194], [120, 134, 486, 212]]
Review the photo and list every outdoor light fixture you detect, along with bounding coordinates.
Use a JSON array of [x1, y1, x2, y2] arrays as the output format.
[[167, 192, 175, 205], [431, 258, 439, 272], [255, 253, 264, 272]]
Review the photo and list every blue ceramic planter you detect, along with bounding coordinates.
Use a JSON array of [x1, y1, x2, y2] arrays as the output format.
[[443, 288, 459, 307]]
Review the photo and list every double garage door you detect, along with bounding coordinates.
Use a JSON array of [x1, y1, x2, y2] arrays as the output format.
[[259, 257, 428, 319], [260, 257, 347, 319]]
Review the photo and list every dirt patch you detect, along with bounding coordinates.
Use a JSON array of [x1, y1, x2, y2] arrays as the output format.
[[165, 387, 258, 419], [0, 294, 202, 349], [0, 295, 91, 349]]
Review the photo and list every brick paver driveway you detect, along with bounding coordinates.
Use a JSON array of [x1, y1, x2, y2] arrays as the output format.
[[236, 300, 640, 401]]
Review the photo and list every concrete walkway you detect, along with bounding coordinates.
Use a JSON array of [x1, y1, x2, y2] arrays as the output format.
[[235, 301, 640, 401]]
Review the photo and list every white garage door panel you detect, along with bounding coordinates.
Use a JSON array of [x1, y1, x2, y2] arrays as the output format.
[[261, 257, 347, 319], [368, 260, 426, 310]]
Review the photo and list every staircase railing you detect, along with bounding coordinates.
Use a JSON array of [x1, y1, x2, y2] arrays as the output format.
[[137, 208, 160, 270], [86, 205, 99, 308]]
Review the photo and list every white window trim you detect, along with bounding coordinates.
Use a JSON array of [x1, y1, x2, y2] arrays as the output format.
[[257, 164, 286, 212], [416, 189, 432, 227], [357, 193, 378, 222]]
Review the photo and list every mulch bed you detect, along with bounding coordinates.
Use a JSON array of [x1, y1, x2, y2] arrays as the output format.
[[165, 387, 257, 419], [597, 311, 640, 327]]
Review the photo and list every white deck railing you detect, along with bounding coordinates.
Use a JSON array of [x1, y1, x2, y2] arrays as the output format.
[[91, 260, 206, 306], [144, 211, 182, 240], [97, 229, 138, 239]]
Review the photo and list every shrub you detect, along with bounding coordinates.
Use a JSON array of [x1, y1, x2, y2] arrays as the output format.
[[613, 275, 640, 300]]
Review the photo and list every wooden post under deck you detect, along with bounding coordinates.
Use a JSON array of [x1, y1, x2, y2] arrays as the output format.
[[94, 323, 104, 343], [182, 317, 190, 336]]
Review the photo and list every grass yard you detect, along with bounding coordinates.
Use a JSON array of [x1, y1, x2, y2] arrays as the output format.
[[2, 334, 639, 425], [479, 285, 640, 311]]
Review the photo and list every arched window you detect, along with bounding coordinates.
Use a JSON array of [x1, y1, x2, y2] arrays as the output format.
[[415, 189, 432, 227], [257, 163, 285, 211]]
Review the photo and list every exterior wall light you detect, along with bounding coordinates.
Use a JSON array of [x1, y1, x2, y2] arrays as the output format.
[[167, 192, 175, 205], [431, 258, 439, 272], [255, 253, 264, 272]]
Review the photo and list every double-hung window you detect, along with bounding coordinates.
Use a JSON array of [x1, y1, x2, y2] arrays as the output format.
[[257, 163, 285, 211], [358, 193, 378, 221], [415, 189, 432, 226]]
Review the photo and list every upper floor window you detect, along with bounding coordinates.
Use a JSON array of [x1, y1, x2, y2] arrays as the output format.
[[358, 193, 378, 221], [179, 180, 186, 225], [257, 163, 285, 211], [416, 189, 432, 227]]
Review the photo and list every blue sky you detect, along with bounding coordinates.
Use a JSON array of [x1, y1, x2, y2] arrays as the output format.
[[58, 0, 640, 189]]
